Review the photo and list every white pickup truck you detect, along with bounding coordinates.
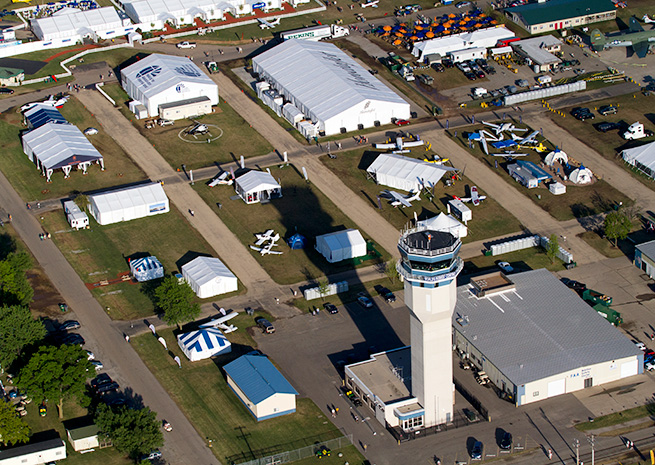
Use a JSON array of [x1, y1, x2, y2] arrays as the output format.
[[176, 41, 197, 49]]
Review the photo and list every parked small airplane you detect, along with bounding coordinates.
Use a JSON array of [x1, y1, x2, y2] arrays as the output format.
[[374, 136, 424, 153], [254, 229, 279, 246], [491, 151, 528, 158], [258, 17, 280, 29], [361, 0, 379, 7], [200, 311, 239, 333], [482, 121, 527, 136], [423, 156, 450, 165], [468, 130, 501, 154], [250, 243, 283, 255], [208, 171, 233, 187], [453, 186, 486, 206], [21, 95, 69, 112], [511, 129, 540, 145], [250, 230, 283, 255], [380, 190, 420, 208], [186, 123, 209, 135], [591, 16, 655, 58], [644, 14, 655, 24]]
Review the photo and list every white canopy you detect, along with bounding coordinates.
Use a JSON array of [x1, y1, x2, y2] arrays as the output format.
[[315, 229, 366, 263], [549, 181, 566, 195], [234, 171, 282, 204], [622, 141, 655, 179], [544, 149, 568, 166], [417, 213, 467, 238], [182, 256, 238, 298], [412, 26, 515, 60], [177, 327, 231, 362], [22, 122, 104, 182], [569, 165, 593, 184], [89, 182, 169, 225], [366, 153, 453, 192], [32, 7, 127, 41]]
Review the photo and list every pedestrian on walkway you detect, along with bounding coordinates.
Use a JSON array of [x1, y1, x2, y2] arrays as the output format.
[[7, 214, 11, 221], [363, 444, 368, 452], [125, 334, 130, 343], [548, 449, 552, 460], [189, 209, 195, 216], [275, 297, 280, 304], [445, 119, 449, 129], [331, 408, 336, 418], [337, 142, 342, 150]]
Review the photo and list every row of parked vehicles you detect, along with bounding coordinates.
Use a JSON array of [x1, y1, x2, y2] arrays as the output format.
[[455, 58, 496, 81]]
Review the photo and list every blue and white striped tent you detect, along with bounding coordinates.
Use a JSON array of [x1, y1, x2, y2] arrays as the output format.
[[177, 327, 231, 362], [129, 256, 164, 282]]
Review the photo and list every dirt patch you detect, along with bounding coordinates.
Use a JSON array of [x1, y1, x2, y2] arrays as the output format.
[[26, 268, 64, 319]]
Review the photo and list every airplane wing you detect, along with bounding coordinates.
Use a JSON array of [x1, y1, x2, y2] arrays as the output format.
[[632, 41, 650, 58], [481, 137, 488, 154], [374, 143, 396, 149], [492, 140, 517, 149], [200, 312, 238, 328], [520, 130, 540, 144], [482, 121, 499, 129], [404, 140, 425, 148], [397, 197, 412, 208], [630, 16, 645, 32], [458, 197, 472, 203]]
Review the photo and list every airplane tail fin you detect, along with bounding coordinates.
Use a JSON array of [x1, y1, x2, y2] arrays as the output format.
[[590, 29, 606, 51]]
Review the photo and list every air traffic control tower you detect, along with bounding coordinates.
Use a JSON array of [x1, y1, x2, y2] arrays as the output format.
[[397, 226, 463, 427]]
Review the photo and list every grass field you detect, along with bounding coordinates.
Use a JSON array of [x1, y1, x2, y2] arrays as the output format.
[[551, 93, 655, 191], [131, 326, 364, 464], [0, 96, 147, 202], [101, 82, 273, 169], [319, 147, 523, 243], [194, 164, 390, 285], [452, 123, 633, 221], [40, 204, 224, 321], [464, 245, 566, 275]]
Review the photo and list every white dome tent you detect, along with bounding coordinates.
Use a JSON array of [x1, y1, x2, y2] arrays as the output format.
[[544, 148, 568, 167], [569, 164, 593, 184], [417, 212, 467, 238], [177, 327, 231, 362]]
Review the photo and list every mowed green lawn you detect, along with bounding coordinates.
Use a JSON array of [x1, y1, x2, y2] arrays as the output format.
[[194, 165, 390, 284], [0, 96, 147, 202], [319, 148, 523, 243], [452, 123, 633, 221], [464, 245, 565, 275], [131, 327, 360, 463], [41, 204, 221, 320], [102, 83, 273, 169]]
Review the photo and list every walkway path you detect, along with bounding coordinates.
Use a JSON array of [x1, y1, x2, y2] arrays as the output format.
[[0, 169, 219, 465]]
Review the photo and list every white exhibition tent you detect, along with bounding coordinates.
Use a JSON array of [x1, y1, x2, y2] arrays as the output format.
[[123, 0, 227, 28], [32, 7, 131, 42], [182, 256, 238, 298], [177, 327, 231, 361], [548, 181, 566, 195], [121, 54, 219, 117], [88, 182, 169, 225], [569, 165, 593, 184], [235, 171, 282, 204], [315, 229, 367, 263], [366, 153, 454, 192], [412, 26, 515, 61], [417, 212, 467, 238], [622, 141, 655, 179], [544, 149, 568, 166], [252, 40, 410, 136], [22, 122, 104, 182]]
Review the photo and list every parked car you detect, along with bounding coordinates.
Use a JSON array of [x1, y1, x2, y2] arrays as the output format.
[[464, 72, 476, 81], [96, 382, 119, 395], [499, 432, 513, 450], [323, 302, 339, 314], [375, 285, 396, 303], [516, 79, 529, 87], [394, 119, 411, 126], [598, 104, 618, 116], [463, 408, 479, 422], [91, 373, 112, 389], [572, 107, 594, 121], [475, 69, 485, 79], [140, 450, 162, 461], [255, 316, 275, 334], [456, 1, 472, 7], [90, 360, 104, 371], [431, 62, 445, 72], [497, 262, 513, 273], [62, 333, 84, 346], [646, 361, 655, 371], [635, 341, 646, 352], [357, 294, 374, 308], [595, 121, 621, 132], [85, 350, 95, 360], [176, 41, 196, 49], [0, 87, 14, 94], [441, 58, 454, 68], [83, 127, 98, 135], [59, 320, 80, 331], [471, 441, 483, 459], [560, 278, 586, 293]]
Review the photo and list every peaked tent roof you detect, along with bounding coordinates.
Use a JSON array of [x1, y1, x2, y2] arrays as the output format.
[[182, 256, 236, 287], [622, 141, 655, 174], [366, 153, 453, 190], [236, 170, 280, 194], [252, 40, 408, 122], [178, 327, 231, 360], [122, 53, 216, 100], [417, 213, 466, 236], [90, 182, 168, 213], [23, 122, 103, 171], [33, 7, 124, 38], [506, 0, 614, 26], [224, 353, 298, 404], [24, 104, 67, 129]]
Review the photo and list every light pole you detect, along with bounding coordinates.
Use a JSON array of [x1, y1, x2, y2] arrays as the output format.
[[573, 439, 580, 465], [587, 435, 595, 465]]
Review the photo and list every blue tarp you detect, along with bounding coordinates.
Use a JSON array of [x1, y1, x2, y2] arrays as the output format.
[[287, 233, 307, 250]]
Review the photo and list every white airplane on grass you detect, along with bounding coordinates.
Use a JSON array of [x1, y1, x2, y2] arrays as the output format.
[[208, 171, 233, 187], [21, 94, 69, 112], [511, 129, 540, 145], [374, 136, 424, 153], [453, 186, 486, 206], [254, 229, 279, 246], [186, 123, 209, 135], [200, 311, 238, 334], [250, 230, 283, 255], [380, 190, 420, 208], [491, 152, 528, 158], [250, 243, 283, 255], [483, 121, 527, 136], [468, 129, 502, 154], [643, 14, 655, 24], [361, 0, 379, 7], [258, 17, 280, 29]]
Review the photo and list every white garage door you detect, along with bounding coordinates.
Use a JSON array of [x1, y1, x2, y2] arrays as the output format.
[[621, 359, 638, 378], [547, 379, 566, 398]]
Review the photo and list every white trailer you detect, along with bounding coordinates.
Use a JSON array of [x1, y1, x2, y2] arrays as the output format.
[[281, 24, 349, 41], [448, 47, 486, 63]]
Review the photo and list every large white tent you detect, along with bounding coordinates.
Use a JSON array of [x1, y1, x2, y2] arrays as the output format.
[[544, 149, 568, 167], [622, 141, 655, 179], [235, 171, 282, 204], [182, 256, 238, 298], [252, 40, 410, 136], [412, 26, 515, 62], [22, 122, 104, 182], [315, 229, 367, 263], [121, 54, 218, 118], [32, 7, 133, 42], [177, 327, 231, 361], [569, 165, 593, 184], [417, 213, 467, 238], [366, 153, 453, 192], [88, 182, 169, 225]]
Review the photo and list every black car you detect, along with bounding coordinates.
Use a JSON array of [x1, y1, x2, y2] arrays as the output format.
[[96, 382, 120, 395], [595, 122, 621, 132], [598, 104, 618, 116], [475, 69, 485, 79], [572, 107, 594, 121], [442, 58, 454, 68], [0, 87, 14, 94], [61, 333, 84, 346], [59, 320, 81, 331], [499, 432, 513, 450], [561, 278, 586, 293], [377, 287, 396, 303], [431, 62, 445, 72], [91, 373, 113, 389], [464, 72, 476, 81], [255, 316, 275, 334], [471, 441, 483, 459], [323, 302, 339, 314]]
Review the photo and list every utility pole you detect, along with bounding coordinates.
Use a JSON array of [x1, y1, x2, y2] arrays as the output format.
[[573, 439, 580, 465], [587, 435, 595, 465]]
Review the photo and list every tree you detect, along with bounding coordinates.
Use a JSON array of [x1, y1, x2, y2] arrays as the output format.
[[317, 278, 329, 301], [604, 211, 632, 246], [0, 305, 46, 370], [0, 252, 34, 306], [154, 276, 200, 329], [384, 259, 400, 283], [75, 194, 89, 212], [0, 399, 30, 446], [17, 345, 92, 418], [546, 234, 559, 264], [95, 404, 163, 460]]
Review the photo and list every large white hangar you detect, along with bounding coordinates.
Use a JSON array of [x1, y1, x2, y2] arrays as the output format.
[[121, 54, 219, 119], [252, 40, 411, 137], [453, 269, 642, 406], [32, 7, 134, 42]]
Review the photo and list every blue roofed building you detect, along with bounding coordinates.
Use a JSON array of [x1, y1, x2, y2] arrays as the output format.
[[23, 103, 67, 130], [635, 240, 655, 279], [507, 160, 552, 189], [224, 353, 298, 421]]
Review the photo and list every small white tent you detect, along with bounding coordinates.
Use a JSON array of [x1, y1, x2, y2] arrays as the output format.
[[544, 149, 568, 167], [569, 165, 593, 184], [235, 171, 282, 204], [182, 256, 238, 298], [417, 212, 467, 238], [366, 153, 454, 192], [548, 181, 566, 195], [177, 327, 231, 362], [315, 229, 367, 263]]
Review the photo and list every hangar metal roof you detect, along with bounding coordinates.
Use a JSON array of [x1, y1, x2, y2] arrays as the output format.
[[23, 104, 67, 129], [453, 269, 640, 386], [636, 240, 655, 261], [506, 0, 615, 26], [224, 353, 298, 404], [252, 40, 407, 122]]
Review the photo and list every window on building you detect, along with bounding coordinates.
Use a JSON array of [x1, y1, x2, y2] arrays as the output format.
[[403, 416, 424, 430], [584, 378, 593, 388], [533, 391, 539, 397]]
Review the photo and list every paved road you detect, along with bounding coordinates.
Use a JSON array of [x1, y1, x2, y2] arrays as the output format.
[[0, 170, 219, 465]]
